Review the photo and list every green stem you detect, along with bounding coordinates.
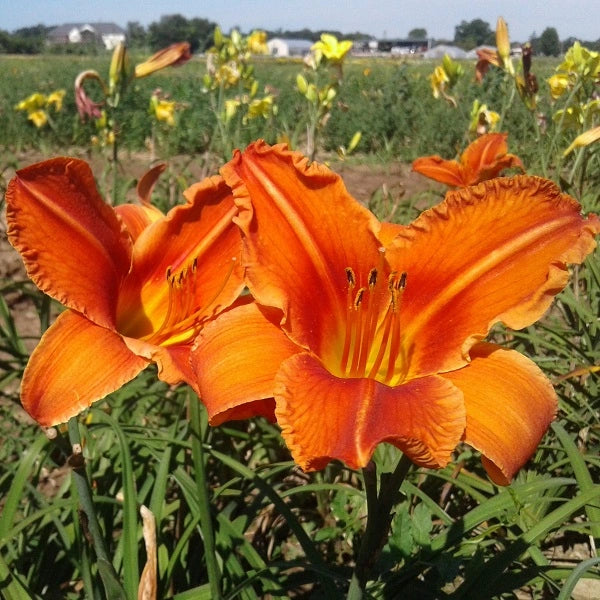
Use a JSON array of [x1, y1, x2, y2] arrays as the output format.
[[67, 418, 127, 600], [188, 393, 222, 599], [347, 454, 413, 599]]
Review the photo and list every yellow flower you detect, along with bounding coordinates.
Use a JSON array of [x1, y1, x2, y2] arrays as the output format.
[[311, 33, 353, 64], [548, 73, 571, 100], [245, 95, 273, 120], [46, 90, 66, 112], [469, 100, 500, 135], [430, 65, 449, 99], [247, 30, 268, 55], [27, 109, 48, 128], [224, 98, 241, 122], [150, 95, 176, 126], [15, 92, 46, 112]]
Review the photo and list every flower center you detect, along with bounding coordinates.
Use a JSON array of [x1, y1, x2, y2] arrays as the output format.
[[143, 256, 237, 346], [339, 255, 407, 385]]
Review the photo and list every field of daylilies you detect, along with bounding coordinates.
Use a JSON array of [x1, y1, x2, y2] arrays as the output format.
[[2, 19, 600, 600]]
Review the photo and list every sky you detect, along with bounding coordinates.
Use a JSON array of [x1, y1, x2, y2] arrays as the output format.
[[2, 0, 599, 43]]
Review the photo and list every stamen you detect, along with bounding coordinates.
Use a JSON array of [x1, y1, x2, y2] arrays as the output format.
[[149, 256, 237, 345], [341, 267, 357, 374]]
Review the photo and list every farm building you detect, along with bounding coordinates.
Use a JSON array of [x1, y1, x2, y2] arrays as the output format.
[[267, 38, 314, 57], [47, 23, 126, 50]]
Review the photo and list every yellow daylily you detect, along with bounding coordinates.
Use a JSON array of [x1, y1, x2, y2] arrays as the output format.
[[150, 97, 177, 126], [245, 95, 274, 121], [46, 90, 66, 112], [311, 33, 353, 65], [15, 92, 46, 112], [247, 30, 268, 55], [548, 73, 571, 100], [27, 110, 48, 128]]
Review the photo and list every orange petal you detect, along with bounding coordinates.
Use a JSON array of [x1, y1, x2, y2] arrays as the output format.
[[115, 203, 164, 242], [443, 343, 557, 485], [389, 176, 600, 380], [122, 336, 195, 386], [274, 353, 466, 471], [412, 155, 466, 187], [22, 310, 148, 426], [6, 158, 132, 329], [221, 141, 383, 351], [116, 175, 243, 340], [191, 299, 300, 425], [460, 133, 523, 184], [136, 163, 167, 205]]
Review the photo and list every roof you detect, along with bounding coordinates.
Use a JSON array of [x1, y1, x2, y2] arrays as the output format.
[[48, 22, 126, 37]]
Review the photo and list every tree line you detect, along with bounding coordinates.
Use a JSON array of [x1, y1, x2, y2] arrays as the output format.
[[1, 15, 598, 56]]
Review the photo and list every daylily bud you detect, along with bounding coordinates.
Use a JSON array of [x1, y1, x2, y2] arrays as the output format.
[[109, 42, 130, 95], [496, 18, 510, 63], [134, 42, 191, 78]]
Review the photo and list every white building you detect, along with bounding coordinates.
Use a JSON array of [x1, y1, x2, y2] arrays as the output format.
[[267, 38, 314, 57], [48, 23, 126, 50]]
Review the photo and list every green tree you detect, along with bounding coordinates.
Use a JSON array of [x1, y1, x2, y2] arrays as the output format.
[[148, 14, 216, 52], [408, 28, 427, 40], [454, 19, 493, 49], [126, 21, 147, 49], [539, 27, 561, 56]]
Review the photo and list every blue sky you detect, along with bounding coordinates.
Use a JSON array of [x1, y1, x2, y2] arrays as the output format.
[[2, 0, 598, 42]]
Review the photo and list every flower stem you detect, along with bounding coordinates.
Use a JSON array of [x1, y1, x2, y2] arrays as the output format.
[[67, 417, 127, 600], [188, 392, 223, 599], [347, 453, 413, 599]]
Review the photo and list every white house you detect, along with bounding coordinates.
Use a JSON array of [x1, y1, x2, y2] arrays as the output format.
[[48, 23, 126, 50], [267, 38, 314, 57]]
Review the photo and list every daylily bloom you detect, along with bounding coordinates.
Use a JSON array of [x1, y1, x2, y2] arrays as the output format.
[[134, 42, 192, 78], [412, 133, 524, 187], [247, 30, 269, 55], [6, 158, 243, 427], [311, 33, 353, 65], [46, 90, 66, 112], [191, 142, 600, 485], [27, 109, 48, 128]]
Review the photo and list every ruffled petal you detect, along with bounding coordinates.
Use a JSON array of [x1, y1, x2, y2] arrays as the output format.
[[6, 158, 132, 329], [191, 299, 300, 425], [411, 155, 465, 187], [443, 343, 557, 485], [388, 175, 600, 379], [460, 133, 523, 184], [22, 310, 148, 427], [274, 353, 466, 471], [116, 175, 243, 342], [221, 141, 383, 352]]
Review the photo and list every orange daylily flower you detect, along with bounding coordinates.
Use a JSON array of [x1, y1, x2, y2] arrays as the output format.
[[190, 142, 600, 485], [412, 133, 524, 187], [6, 158, 243, 426], [134, 42, 192, 78]]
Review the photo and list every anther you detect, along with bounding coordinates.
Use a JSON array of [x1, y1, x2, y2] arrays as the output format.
[[398, 272, 407, 289], [354, 288, 365, 308], [368, 268, 378, 288], [345, 267, 356, 287]]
